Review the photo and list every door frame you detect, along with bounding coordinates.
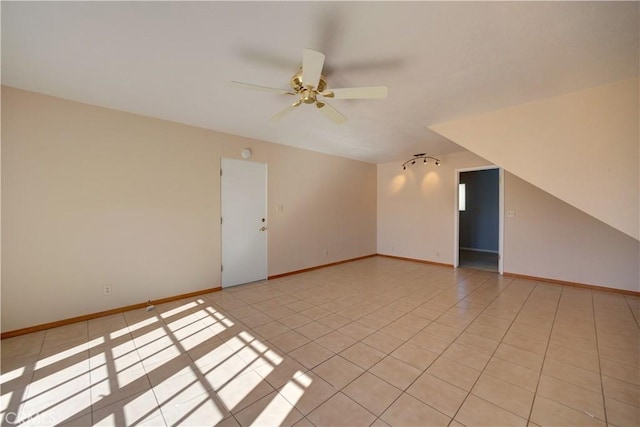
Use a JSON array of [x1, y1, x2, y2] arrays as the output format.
[[453, 166, 504, 274]]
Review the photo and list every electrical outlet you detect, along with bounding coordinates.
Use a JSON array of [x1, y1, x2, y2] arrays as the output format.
[[103, 285, 112, 296]]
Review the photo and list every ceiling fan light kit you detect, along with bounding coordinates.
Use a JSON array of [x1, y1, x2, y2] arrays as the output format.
[[402, 153, 441, 170], [231, 48, 388, 124]]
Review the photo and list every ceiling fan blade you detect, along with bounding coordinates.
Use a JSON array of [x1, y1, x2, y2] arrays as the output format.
[[302, 49, 325, 89], [230, 81, 295, 95], [316, 102, 347, 124], [268, 100, 302, 122], [323, 86, 388, 99]]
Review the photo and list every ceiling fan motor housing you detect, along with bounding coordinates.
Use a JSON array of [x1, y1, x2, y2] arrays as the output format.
[[290, 69, 328, 93]]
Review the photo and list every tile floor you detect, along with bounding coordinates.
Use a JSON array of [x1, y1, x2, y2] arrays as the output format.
[[1, 256, 639, 426]]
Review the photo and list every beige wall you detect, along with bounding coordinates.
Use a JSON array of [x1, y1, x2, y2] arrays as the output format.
[[1, 87, 377, 331], [377, 151, 493, 264], [377, 152, 640, 292], [504, 172, 639, 292], [431, 78, 640, 241]]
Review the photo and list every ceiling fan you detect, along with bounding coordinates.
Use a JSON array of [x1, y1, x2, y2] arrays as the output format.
[[231, 49, 388, 124]]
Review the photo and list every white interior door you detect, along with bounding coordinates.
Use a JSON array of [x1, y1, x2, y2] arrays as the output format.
[[221, 158, 267, 287]]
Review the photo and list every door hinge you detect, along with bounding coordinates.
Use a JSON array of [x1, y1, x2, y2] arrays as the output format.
[[221, 265, 223, 272], [220, 169, 223, 176], [221, 217, 223, 224]]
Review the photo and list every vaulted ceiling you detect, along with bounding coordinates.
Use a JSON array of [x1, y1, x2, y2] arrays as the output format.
[[2, 1, 638, 163]]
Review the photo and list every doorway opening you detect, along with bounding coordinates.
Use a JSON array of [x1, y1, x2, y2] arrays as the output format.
[[455, 167, 503, 273]]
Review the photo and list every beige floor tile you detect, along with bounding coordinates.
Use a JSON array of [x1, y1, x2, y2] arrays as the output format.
[[317, 314, 352, 330], [407, 331, 451, 354], [379, 322, 420, 341], [390, 342, 438, 370], [494, 343, 544, 372], [437, 313, 474, 330], [42, 322, 89, 351], [426, 357, 481, 391], [288, 342, 334, 370], [358, 313, 394, 330], [312, 355, 364, 389], [159, 389, 230, 426], [339, 342, 386, 370], [370, 356, 422, 390], [542, 358, 602, 393], [455, 395, 527, 427], [279, 371, 337, 415], [93, 389, 168, 426], [234, 391, 303, 427], [546, 343, 600, 372], [407, 373, 467, 417], [465, 322, 508, 341], [443, 343, 491, 371], [549, 330, 598, 355], [395, 313, 433, 330], [530, 395, 606, 427], [253, 356, 306, 389], [600, 358, 640, 385], [338, 321, 376, 340], [343, 372, 402, 416], [454, 331, 499, 354], [301, 307, 333, 321], [371, 417, 391, 427], [473, 314, 513, 330], [502, 331, 548, 356], [361, 331, 404, 354], [605, 395, 640, 426], [380, 393, 451, 426], [537, 374, 605, 421], [1, 332, 46, 359], [598, 344, 639, 369], [241, 312, 275, 328], [423, 322, 462, 342], [509, 321, 552, 342], [295, 322, 333, 341], [483, 357, 539, 392], [471, 373, 534, 419], [268, 330, 310, 353], [253, 320, 291, 340], [217, 370, 276, 414], [314, 330, 357, 354], [22, 379, 92, 426], [410, 306, 442, 321], [57, 412, 95, 427], [307, 392, 377, 426], [291, 416, 315, 427], [602, 375, 640, 408], [279, 313, 314, 329]]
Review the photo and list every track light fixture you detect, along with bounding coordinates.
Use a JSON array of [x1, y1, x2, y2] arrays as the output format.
[[402, 153, 441, 170]]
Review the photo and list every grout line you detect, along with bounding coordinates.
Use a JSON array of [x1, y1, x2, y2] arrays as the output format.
[[525, 285, 563, 424], [447, 278, 539, 425], [623, 295, 640, 330], [354, 271, 520, 423], [297, 267, 502, 422], [591, 291, 608, 425]]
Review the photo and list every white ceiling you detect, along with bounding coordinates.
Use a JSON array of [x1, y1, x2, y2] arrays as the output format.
[[2, 2, 638, 163]]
